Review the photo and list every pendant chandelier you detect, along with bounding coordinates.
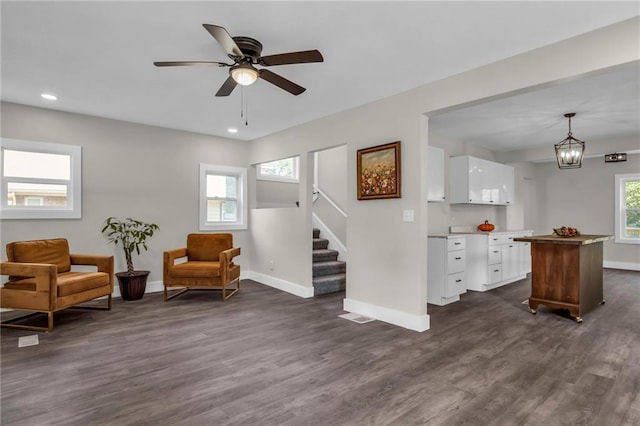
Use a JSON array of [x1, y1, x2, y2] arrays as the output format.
[[554, 112, 585, 169]]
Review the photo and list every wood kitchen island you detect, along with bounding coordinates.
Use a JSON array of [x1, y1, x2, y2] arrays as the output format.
[[513, 234, 612, 323]]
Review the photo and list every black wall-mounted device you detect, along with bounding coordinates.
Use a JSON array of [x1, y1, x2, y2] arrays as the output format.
[[604, 153, 627, 163]]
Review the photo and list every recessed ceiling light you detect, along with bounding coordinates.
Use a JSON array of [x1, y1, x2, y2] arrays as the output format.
[[227, 128, 238, 133], [41, 93, 58, 101]]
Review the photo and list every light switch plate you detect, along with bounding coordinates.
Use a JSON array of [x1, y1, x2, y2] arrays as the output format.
[[403, 209, 415, 222]]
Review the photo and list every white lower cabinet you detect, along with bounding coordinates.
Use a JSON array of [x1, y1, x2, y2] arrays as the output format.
[[517, 231, 533, 276], [464, 230, 533, 292], [428, 236, 466, 305]]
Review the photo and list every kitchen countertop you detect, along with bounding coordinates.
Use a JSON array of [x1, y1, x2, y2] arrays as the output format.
[[449, 226, 533, 234], [514, 234, 613, 245], [428, 234, 465, 238]]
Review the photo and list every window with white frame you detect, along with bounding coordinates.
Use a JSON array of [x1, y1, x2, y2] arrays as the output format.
[[615, 173, 640, 244], [256, 156, 299, 183], [199, 163, 247, 231], [1, 138, 82, 219]]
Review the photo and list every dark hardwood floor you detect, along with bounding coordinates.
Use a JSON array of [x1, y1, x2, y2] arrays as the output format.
[[2, 269, 639, 425]]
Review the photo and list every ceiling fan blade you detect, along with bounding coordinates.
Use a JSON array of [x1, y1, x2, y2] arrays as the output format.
[[215, 76, 238, 97], [259, 69, 306, 95], [203, 24, 244, 58], [153, 61, 229, 67], [259, 49, 324, 66]]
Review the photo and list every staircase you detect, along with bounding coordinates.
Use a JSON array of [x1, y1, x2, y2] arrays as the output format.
[[312, 228, 346, 295]]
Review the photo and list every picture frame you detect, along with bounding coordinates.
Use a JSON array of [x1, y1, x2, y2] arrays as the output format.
[[356, 141, 401, 200]]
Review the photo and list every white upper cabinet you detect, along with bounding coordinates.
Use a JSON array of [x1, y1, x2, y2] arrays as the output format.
[[498, 163, 514, 205], [449, 155, 514, 205], [427, 145, 446, 202]]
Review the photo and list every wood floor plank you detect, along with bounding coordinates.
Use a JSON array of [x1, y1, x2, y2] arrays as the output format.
[[1, 269, 639, 425]]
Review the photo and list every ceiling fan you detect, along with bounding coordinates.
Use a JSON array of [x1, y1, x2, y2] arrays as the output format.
[[154, 24, 323, 97]]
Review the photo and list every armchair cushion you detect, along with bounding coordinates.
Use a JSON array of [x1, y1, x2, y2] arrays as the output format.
[[168, 261, 221, 279], [6, 238, 71, 276], [187, 233, 233, 261], [4, 272, 110, 295]]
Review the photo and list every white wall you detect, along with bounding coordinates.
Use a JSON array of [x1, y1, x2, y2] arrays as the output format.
[[317, 145, 347, 211], [247, 152, 314, 297], [314, 145, 347, 245], [0, 102, 252, 287], [534, 153, 640, 269], [256, 179, 299, 208], [248, 18, 639, 330]]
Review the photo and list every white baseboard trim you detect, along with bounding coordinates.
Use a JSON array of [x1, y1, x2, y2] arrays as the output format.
[[245, 271, 314, 298], [604, 261, 640, 271], [343, 297, 430, 332]]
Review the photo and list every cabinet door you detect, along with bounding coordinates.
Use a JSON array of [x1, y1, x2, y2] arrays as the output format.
[[427, 146, 445, 202], [484, 160, 500, 204], [519, 240, 532, 275], [468, 156, 486, 204], [502, 242, 518, 280], [499, 164, 514, 205]]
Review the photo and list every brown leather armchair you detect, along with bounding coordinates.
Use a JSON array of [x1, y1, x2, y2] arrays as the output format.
[[0, 238, 114, 332], [163, 233, 241, 301]]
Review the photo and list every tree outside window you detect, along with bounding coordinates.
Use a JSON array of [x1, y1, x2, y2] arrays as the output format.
[[615, 173, 640, 244]]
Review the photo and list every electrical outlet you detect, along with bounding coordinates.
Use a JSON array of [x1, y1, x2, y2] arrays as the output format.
[[268, 260, 274, 271]]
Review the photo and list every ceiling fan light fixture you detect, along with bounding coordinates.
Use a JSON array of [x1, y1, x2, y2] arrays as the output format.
[[554, 112, 585, 169], [230, 64, 258, 86]]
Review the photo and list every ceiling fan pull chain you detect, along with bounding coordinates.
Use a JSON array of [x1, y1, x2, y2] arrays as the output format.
[[240, 85, 244, 118], [245, 93, 249, 126]]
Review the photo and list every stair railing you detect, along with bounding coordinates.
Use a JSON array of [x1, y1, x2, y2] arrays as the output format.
[[312, 185, 346, 218]]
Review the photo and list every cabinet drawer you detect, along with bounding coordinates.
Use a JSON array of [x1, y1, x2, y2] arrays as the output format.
[[447, 237, 465, 251], [447, 251, 465, 274], [505, 233, 518, 244], [446, 272, 466, 297], [488, 234, 505, 245], [488, 265, 502, 283], [488, 246, 502, 265]]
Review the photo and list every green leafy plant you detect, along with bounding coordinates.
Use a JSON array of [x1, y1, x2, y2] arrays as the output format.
[[101, 217, 160, 274]]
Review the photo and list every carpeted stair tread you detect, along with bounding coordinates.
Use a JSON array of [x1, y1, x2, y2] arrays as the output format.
[[313, 260, 346, 277], [313, 248, 339, 262], [313, 273, 346, 295], [313, 238, 329, 250]]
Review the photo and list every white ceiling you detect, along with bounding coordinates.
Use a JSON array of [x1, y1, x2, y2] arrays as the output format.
[[2, 1, 639, 150], [429, 61, 640, 152]]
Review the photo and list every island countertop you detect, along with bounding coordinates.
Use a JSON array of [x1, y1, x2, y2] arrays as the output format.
[[513, 234, 612, 245]]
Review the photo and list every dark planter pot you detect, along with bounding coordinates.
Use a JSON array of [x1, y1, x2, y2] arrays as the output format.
[[115, 270, 150, 301]]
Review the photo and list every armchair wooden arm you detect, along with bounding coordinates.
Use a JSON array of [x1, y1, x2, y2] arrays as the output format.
[[70, 253, 114, 272], [220, 247, 241, 284], [0, 261, 57, 297], [164, 248, 188, 264]]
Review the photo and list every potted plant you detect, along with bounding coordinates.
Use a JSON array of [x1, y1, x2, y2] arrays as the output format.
[[101, 217, 160, 300]]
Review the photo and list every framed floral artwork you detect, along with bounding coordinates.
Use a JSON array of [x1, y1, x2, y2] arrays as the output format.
[[356, 141, 401, 200]]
